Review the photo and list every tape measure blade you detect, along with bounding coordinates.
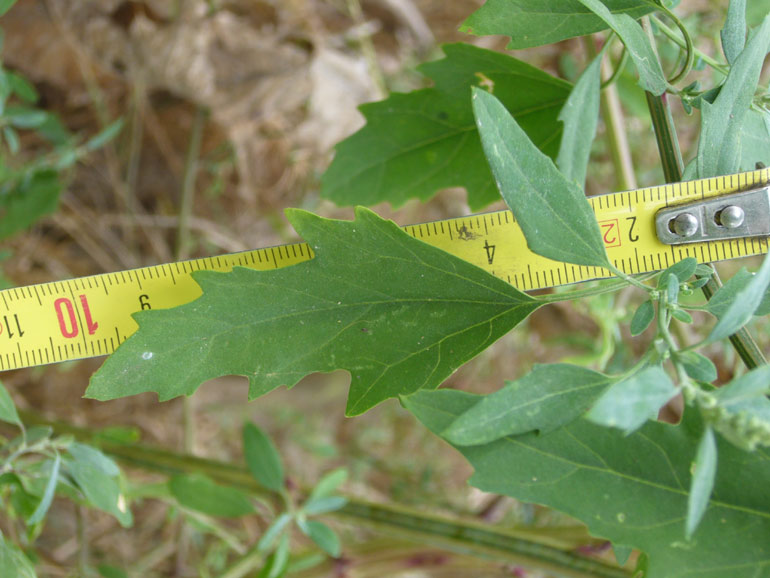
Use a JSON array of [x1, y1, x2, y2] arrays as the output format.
[[0, 244, 314, 372], [1, 168, 768, 372]]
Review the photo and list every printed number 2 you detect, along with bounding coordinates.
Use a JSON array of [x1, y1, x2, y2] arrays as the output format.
[[55, 295, 98, 338]]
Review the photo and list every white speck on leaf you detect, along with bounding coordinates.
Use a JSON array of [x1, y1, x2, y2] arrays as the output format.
[[142, 352, 153, 360]]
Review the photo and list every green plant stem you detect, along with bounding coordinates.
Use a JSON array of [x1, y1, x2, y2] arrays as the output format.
[[14, 411, 630, 578], [645, 91, 684, 182], [651, 16, 729, 77], [76, 505, 88, 577], [176, 106, 207, 261], [642, 0, 694, 85], [346, 0, 387, 98], [641, 28, 767, 371], [219, 544, 263, 578], [536, 273, 657, 304], [699, 277, 767, 369], [174, 104, 207, 577], [585, 36, 637, 192], [176, 105, 207, 457]]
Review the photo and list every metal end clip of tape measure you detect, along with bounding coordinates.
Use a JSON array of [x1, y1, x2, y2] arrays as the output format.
[[1, 169, 769, 373]]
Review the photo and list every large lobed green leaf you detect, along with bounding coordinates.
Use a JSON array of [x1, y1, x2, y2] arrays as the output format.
[[461, 0, 655, 49], [404, 389, 770, 577], [88, 208, 540, 416], [320, 43, 571, 211]]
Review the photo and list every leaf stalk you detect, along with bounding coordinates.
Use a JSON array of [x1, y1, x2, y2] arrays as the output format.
[[641, 20, 766, 371]]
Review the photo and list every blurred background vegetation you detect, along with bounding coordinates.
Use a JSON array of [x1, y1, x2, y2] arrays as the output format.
[[1, 0, 767, 576]]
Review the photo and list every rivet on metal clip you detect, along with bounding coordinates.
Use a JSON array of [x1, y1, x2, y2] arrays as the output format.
[[655, 187, 770, 245]]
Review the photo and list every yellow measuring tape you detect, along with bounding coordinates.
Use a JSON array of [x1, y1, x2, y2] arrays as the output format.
[[1, 169, 769, 372]]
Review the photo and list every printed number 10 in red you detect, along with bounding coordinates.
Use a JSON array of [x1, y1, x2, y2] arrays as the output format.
[[55, 295, 98, 338]]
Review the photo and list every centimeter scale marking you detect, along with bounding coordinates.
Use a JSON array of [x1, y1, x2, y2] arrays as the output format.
[[1, 169, 769, 372]]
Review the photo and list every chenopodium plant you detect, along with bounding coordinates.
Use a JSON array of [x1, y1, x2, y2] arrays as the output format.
[[0, 381, 131, 575], [0, 0, 123, 242], [165, 422, 346, 577], [89, 2, 770, 576]]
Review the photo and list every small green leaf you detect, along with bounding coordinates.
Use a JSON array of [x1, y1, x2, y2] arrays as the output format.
[[613, 543, 633, 566], [665, 273, 679, 306], [671, 308, 693, 324], [307, 468, 347, 502], [630, 301, 655, 336], [687, 427, 717, 539], [320, 43, 572, 210], [661, 257, 698, 283], [747, 1, 770, 25], [697, 14, 770, 178], [461, 0, 655, 49], [37, 114, 72, 146], [0, 0, 17, 17], [721, 0, 747, 65], [85, 119, 124, 152], [556, 50, 602, 187], [0, 472, 23, 489], [299, 520, 341, 558], [27, 453, 61, 525], [713, 364, 770, 404], [258, 533, 290, 578], [97, 564, 129, 578], [169, 474, 255, 518], [710, 366, 770, 451], [706, 268, 752, 318], [5, 106, 47, 129], [243, 423, 284, 492], [689, 276, 711, 290], [302, 496, 348, 516], [257, 513, 292, 553], [0, 534, 36, 578], [6, 71, 37, 103], [68, 442, 120, 477], [585, 366, 676, 434], [67, 460, 132, 526], [0, 169, 61, 241], [707, 253, 770, 343], [443, 364, 611, 445], [0, 381, 21, 427], [695, 263, 715, 277], [3, 126, 18, 154], [574, 0, 667, 95], [706, 268, 770, 319], [675, 351, 718, 382], [472, 87, 609, 268], [88, 207, 540, 416], [739, 109, 770, 171]]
